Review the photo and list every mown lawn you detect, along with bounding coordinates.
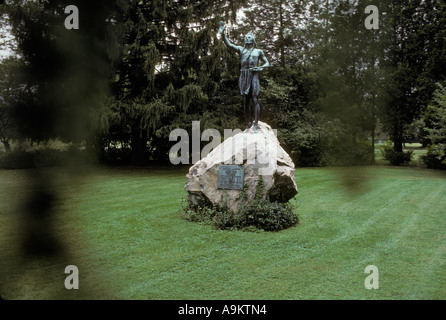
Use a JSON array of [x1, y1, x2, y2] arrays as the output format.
[[0, 165, 445, 300]]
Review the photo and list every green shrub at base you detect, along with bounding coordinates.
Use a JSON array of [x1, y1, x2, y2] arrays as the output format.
[[181, 178, 299, 232], [181, 198, 298, 232]]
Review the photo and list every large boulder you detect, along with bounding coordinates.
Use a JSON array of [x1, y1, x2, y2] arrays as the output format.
[[185, 121, 298, 212]]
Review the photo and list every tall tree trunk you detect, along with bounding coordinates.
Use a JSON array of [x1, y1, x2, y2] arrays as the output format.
[[279, 0, 285, 68], [393, 125, 404, 153]]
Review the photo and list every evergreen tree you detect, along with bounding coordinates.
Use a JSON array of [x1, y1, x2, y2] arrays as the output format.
[[231, 1, 323, 166], [246, 0, 379, 166], [240, 0, 308, 68], [379, 0, 446, 153], [421, 83, 446, 169], [106, 0, 247, 164]]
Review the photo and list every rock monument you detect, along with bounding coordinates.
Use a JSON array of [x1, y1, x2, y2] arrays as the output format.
[[185, 121, 298, 213]]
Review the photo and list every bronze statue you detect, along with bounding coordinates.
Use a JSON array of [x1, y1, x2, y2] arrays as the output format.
[[219, 22, 270, 133]]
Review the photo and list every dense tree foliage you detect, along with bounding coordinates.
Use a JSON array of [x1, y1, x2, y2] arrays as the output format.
[[1, 1, 445, 167], [103, 0, 247, 164], [379, 0, 446, 153]]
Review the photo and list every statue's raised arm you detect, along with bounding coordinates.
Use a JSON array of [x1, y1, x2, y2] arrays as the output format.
[[219, 21, 242, 52]]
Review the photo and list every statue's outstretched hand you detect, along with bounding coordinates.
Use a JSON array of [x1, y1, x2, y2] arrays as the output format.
[[251, 67, 264, 72]]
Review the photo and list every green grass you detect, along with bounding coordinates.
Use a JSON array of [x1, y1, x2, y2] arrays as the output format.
[[0, 165, 445, 300]]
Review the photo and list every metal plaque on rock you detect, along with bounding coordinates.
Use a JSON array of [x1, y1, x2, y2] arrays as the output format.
[[217, 165, 244, 190]]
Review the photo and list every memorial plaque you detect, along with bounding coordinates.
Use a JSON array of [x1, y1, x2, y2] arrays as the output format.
[[217, 165, 244, 190]]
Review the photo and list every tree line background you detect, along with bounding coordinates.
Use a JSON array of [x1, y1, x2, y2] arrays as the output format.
[[0, 0, 445, 169]]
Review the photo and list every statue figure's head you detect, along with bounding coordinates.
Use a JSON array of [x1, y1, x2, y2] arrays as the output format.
[[244, 32, 257, 47]]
